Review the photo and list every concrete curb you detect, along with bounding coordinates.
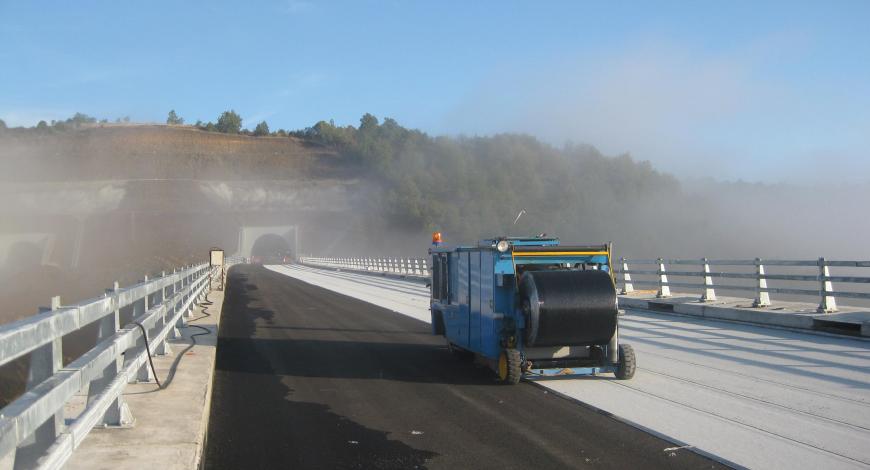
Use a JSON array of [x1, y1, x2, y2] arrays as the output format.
[[192, 281, 224, 470], [65, 278, 225, 470], [619, 294, 870, 338]]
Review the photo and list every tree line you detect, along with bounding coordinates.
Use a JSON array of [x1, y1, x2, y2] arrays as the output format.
[[290, 114, 681, 248], [0, 113, 134, 133], [1, 110, 680, 247]]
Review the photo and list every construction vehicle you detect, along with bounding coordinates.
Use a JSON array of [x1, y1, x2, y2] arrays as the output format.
[[429, 235, 635, 384]]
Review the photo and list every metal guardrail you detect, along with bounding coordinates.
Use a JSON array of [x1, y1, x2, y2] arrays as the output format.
[[0, 263, 215, 470], [300, 254, 870, 315], [616, 258, 870, 313], [300, 257, 429, 278]]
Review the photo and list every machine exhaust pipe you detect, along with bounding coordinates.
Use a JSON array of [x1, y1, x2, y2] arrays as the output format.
[[608, 325, 619, 364]]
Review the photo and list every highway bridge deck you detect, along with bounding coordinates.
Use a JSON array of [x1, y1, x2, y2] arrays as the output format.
[[204, 265, 723, 469], [266, 264, 870, 470]]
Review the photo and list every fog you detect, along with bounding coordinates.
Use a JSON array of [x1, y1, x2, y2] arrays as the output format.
[[438, 41, 870, 184], [2, 121, 868, 329], [373, 177, 870, 261], [1, 116, 868, 407]]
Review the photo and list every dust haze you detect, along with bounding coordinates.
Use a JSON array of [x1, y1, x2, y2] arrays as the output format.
[[421, 41, 870, 261], [2, 118, 868, 328], [1, 114, 867, 405]]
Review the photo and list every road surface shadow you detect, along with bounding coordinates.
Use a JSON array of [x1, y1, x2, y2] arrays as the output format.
[[206, 267, 440, 469]]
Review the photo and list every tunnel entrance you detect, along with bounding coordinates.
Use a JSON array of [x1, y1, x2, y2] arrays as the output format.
[[250, 233, 292, 262], [238, 225, 298, 260]]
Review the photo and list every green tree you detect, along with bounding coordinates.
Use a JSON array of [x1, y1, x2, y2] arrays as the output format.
[[36, 120, 49, 131], [68, 112, 97, 127], [166, 109, 184, 125], [253, 120, 270, 136], [359, 113, 379, 133], [216, 110, 242, 134], [0, 119, 6, 130]]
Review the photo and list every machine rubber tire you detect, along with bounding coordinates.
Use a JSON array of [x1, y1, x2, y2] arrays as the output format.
[[497, 349, 522, 385], [615, 343, 636, 380]]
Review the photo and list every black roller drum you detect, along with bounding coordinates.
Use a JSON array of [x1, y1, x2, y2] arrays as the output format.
[[519, 270, 618, 347]]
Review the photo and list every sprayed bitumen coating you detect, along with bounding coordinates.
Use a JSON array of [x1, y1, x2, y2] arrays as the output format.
[[270, 264, 870, 470], [204, 265, 724, 469]]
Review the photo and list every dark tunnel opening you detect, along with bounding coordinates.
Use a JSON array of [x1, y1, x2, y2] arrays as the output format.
[[250, 233, 292, 261]]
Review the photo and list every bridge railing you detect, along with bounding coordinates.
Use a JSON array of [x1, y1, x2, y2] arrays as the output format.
[[615, 258, 870, 313], [300, 257, 429, 278], [0, 263, 216, 470], [298, 254, 870, 314]]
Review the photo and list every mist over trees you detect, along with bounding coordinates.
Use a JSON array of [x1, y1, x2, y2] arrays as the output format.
[[294, 114, 680, 249], [2, 110, 865, 259]]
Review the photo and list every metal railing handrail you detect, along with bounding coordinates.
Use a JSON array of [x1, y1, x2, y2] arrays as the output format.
[[0, 265, 204, 368], [616, 257, 870, 312], [0, 262, 215, 470], [299, 256, 429, 278], [300, 254, 869, 314]]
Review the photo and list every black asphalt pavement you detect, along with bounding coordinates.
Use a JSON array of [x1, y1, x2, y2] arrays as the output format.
[[204, 265, 725, 469]]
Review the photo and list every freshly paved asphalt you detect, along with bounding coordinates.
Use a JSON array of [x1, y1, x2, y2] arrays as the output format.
[[204, 265, 726, 469]]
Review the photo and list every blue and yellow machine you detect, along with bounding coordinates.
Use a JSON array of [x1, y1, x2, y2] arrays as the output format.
[[429, 235, 635, 384]]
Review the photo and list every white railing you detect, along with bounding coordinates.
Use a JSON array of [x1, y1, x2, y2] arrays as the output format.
[[299, 257, 429, 278], [0, 263, 215, 469], [616, 258, 870, 313], [301, 253, 870, 315]]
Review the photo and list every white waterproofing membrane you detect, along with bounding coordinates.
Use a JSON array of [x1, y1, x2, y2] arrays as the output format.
[[267, 264, 870, 470]]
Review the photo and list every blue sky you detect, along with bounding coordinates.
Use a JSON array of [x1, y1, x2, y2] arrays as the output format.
[[1, 1, 868, 182]]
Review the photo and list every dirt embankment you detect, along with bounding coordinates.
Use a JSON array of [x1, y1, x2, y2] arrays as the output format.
[[0, 124, 354, 181], [0, 125, 363, 406], [0, 125, 360, 325]]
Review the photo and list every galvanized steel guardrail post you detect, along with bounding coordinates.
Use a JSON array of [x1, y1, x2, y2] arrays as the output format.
[[656, 258, 671, 298], [752, 258, 771, 308], [701, 258, 716, 302], [818, 257, 837, 313], [620, 258, 634, 294]]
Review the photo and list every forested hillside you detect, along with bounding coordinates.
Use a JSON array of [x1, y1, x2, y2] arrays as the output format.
[[4, 113, 861, 259], [294, 114, 680, 249]]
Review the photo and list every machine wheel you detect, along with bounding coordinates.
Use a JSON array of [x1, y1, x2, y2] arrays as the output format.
[[615, 344, 636, 380], [497, 349, 522, 385]]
